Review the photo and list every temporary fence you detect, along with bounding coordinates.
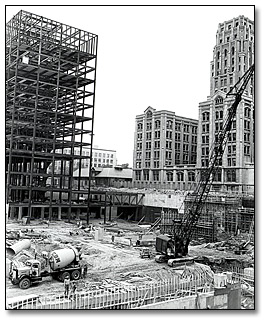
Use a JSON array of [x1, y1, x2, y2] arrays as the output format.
[[7, 273, 210, 310]]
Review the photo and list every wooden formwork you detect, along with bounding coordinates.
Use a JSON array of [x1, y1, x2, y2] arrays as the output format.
[[160, 194, 254, 242]]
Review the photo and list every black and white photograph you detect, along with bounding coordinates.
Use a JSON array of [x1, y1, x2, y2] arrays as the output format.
[[4, 3, 259, 314]]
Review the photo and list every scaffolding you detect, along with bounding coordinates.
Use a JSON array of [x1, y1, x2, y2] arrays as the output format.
[[160, 193, 254, 242], [6, 10, 98, 220]]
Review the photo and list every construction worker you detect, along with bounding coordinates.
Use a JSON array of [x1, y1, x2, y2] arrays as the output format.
[[71, 281, 77, 300], [64, 275, 70, 298], [84, 264, 88, 278]]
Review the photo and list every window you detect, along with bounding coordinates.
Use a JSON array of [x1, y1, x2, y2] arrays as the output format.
[[183, 124, 189, 132], [145, 152, 151, 159], [146, 122, 152, 130], [135, 171, 141, 180], [245, 107, 251, 117], [228, 24, 231, 30], [244, 145, 250, 155], [166, 141, 172, 149], [215, 96, 223, 105], [183, 144, 189, 151], [183, 134, 189, 142], [153, 171, 159, 181], [154, 141, 160, 149], [175, 122, 181, 131], [155, 131, 160, 139], [166, 172, 173, 182], [155, 120, 160, 129], [143, 170, 149, 181], [177, 172, 184, 182], [192, 134, 198, 142], [137, 123, 143, 130], [232, 47, 235, 55], [244, 120, 250, 129], [214, 170, 222, 182], [137, 133, 142, 140], [145, 161, 150, 168], [166, 120, 173, 129], [166, 131, 172, 139], [227, 169, 236, 182], [146, 111, 152, 118], [188, 172, 195, 182], [165, 151, 172, 159]]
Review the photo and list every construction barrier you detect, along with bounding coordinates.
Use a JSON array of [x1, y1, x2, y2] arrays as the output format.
[[7, 273, 210, 310]]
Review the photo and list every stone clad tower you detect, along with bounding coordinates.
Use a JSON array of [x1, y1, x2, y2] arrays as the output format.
[[197, 15, 254, 193]]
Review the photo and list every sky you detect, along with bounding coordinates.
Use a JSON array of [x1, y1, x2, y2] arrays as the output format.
[[5, 5, 254, 167]]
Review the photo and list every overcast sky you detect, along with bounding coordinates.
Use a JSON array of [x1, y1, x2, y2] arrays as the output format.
[[5, 5, 254, 166]]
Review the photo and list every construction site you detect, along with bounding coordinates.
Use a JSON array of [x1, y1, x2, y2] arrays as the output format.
[[5, 10, 254, 310]]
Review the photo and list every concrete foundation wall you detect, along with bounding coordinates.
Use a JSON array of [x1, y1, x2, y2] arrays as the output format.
[[143, 192, 186, 212], [137, 292, 216, 309]]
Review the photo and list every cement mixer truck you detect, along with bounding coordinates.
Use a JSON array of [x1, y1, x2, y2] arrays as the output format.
[[9, 245, 87, 289]]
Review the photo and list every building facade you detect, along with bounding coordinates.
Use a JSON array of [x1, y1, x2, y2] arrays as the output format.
[[197, 15, 254, 194], [133, 106, 198, 189], [55, 146, 117, 171], [92, 147, 117, 168]]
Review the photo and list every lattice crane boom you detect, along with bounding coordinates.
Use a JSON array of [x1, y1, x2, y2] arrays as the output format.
[[173, 64, 254, 257]]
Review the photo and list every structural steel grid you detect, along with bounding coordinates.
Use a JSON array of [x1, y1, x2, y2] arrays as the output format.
[[6, 10, 98, 221]]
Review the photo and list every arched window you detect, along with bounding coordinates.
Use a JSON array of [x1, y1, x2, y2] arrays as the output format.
[[155, 120, 160, 129], [166, 172, 173, 182], [166, 120, 173, 129], [188, 171, 195, 182], [215, 96, 223, 105], [177, 172, 184, 182], [146, 111, 152, 118]]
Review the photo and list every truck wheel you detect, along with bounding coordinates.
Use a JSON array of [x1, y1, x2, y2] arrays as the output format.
[[19, 277, 31, 289], [71, 270, 81, 280], [60, 271, 70, 282]]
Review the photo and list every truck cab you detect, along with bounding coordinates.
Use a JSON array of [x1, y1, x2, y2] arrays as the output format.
[[10, 259, 42, 289]]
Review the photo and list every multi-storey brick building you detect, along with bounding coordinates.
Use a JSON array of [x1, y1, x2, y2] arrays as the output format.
[[133, 106, 198, 189], [197, 15, 254, 194]]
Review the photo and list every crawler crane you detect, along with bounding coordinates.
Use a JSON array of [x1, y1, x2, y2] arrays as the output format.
[[155, 64, 254, 266]]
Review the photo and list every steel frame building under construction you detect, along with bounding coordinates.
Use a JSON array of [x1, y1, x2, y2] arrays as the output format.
[[6, 10, 98, 221]]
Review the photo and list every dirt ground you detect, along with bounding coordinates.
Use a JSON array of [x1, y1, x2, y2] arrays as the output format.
[[6, 218, 253, 300]]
